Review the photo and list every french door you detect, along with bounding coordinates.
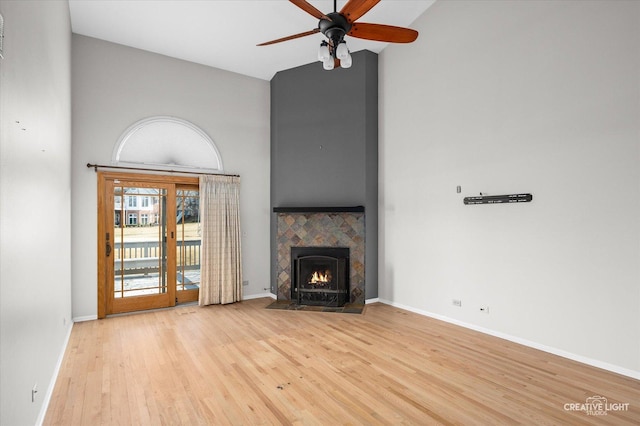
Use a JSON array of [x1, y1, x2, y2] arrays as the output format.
[[97, 172, 200, 317]]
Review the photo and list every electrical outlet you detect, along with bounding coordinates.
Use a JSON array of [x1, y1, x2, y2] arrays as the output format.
[[452, 299, 462, 307], [32, 383, 38, 402], [242, 280, 249, 287], [480, 306, 490, 314]]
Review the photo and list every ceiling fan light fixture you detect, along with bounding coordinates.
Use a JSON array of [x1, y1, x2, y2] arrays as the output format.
[[340, 52, 352, 69], [257, 0, 419, 72], [318, 41, 331, 62], [336, 42, 349, 60], [323, 57, 335, 70]]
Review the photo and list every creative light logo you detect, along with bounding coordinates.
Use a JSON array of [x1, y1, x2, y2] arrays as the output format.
[[564, 395, 630, 416]]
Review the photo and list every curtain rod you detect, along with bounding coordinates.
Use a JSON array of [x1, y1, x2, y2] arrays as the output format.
[[86, 163, 239, 177]]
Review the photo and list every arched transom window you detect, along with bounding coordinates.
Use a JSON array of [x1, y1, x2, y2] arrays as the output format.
[[112, 116, 223, 173]]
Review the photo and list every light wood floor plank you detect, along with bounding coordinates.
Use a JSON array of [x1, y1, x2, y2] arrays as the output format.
[[44, 298, 640, 425]]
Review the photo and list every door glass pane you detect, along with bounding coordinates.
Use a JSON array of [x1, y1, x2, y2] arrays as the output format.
[[176, 189, 200, 292], [113, 186, 168, 298]]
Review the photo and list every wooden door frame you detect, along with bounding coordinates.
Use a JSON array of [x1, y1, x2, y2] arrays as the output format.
[[174, 184, 201, 305], [97, 171, 199, 318]]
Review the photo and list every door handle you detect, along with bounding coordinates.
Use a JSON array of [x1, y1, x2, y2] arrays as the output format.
[[106, 232, 111, 257]]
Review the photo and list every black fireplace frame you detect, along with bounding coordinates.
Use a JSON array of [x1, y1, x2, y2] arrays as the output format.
[[291, 246, 350, 307]]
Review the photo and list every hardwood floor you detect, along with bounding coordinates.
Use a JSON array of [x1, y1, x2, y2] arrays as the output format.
[[45, 298, 640, 425]]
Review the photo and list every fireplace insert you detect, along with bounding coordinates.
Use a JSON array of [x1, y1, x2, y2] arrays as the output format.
[[291, 247, 349, 307]]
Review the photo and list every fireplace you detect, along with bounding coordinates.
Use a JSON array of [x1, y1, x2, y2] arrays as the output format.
[[274, 207, 365, 305], [291, 247, 349, 307]]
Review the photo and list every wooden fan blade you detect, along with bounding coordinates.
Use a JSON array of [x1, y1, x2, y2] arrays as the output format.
[[290, 0, 331, 21], [340, 0, 381, 23], [257, 28, 320, 46], [348, 22, 418, 43]]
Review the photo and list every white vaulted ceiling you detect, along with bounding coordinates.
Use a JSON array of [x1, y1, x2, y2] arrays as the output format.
[[68, 0, 435, 81]]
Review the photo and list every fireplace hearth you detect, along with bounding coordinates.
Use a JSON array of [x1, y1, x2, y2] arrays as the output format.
[[292, 247, 349, 307]]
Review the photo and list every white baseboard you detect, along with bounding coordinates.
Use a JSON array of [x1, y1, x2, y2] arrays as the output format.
[[35, 322, 74, 426], [73, 314, 97, 322], [243, 292, 276, 301], [377, 298, 640, 380], [365, 297, 380, 304]]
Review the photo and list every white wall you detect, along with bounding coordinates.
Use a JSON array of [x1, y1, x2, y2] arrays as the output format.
[[380, 0, 640, 376], [72, 35, 271, 319], [0, 1, 73, 424]]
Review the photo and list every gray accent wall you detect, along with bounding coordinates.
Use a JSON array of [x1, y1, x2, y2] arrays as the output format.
[[270, 50, 378, 300]]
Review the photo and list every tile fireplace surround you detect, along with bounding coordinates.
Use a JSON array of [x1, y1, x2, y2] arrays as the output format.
[[274, 207, 365, 305]]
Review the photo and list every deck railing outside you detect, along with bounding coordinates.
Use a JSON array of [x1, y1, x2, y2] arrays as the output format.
[[114, 240, 201, 275]]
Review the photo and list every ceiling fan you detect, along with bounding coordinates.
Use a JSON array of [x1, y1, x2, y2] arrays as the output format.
[[257, 0, 419, 70]]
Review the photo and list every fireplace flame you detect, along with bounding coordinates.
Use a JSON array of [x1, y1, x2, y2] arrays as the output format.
[[309, 270, 332, 284]]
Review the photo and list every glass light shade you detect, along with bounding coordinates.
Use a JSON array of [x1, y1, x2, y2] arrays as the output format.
[[340, 53, 352, 69], [318, 43, 331, 62], [323, 58, 335, 70], [336, 42, 349, 60]]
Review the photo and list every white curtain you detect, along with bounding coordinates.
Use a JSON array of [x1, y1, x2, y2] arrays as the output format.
[[199, 175, 242, 306]]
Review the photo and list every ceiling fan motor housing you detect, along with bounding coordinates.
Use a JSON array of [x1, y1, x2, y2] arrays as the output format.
[[319, 12, 352, 45]]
